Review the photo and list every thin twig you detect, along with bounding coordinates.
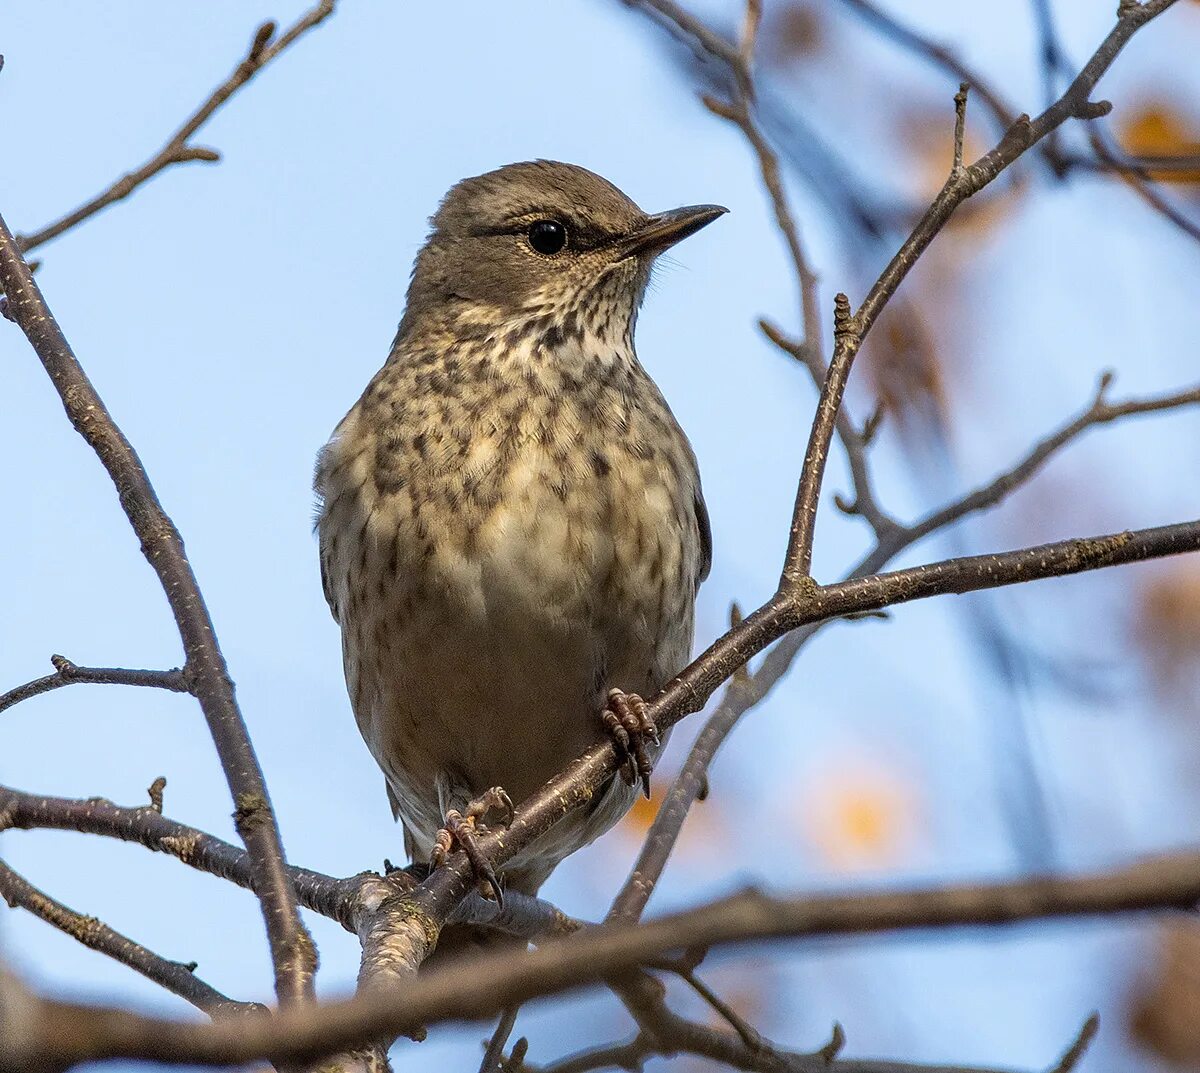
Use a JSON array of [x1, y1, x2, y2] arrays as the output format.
[[15, 1, 336, 255], [952, 84, 969, 176], [1046, 1014, 1100, 1073], [1029, 0, 1068, 165], [0, 655, 189, 715], [480, 1006, 520, 1073], [683, 0, 898, 541], [0, 860, 259, 1019]]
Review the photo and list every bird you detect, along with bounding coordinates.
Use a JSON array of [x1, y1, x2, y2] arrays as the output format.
[[315, 160, 722, 901]]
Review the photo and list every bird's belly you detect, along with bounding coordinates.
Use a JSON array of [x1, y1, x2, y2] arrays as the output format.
[[324, 428, 693, 877], [350, 466, 639, 810]]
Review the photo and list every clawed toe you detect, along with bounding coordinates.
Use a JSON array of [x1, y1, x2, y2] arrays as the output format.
[[602, 688, 658, 799], [428, 786, 513, 908]]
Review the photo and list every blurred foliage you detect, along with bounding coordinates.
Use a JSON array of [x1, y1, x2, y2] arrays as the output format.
[[1130, 920, 1200, 1067], [1134, 563, 1200, 710], [801, 753, 924, 872], [762, 2, 825, 66], [1118, 100, 1200, 183]]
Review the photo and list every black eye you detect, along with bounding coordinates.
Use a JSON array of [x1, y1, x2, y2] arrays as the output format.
[[528, 219, 567, 255]]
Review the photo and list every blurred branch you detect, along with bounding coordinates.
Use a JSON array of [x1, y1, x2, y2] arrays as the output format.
[[616, 0, 740, 66], [11, 846, 1200, 1068], [0, 214, 315, 1004], [1030, 0, 1069, 125], [0, 860, 258, 1020], [839, 0, 1018, 132], [628, 0, 896, 540], [1086, 127, 1200, 243], [14, 1, 335, 257], [0, 655, 189, 716], [839, 0, 1200, 242]]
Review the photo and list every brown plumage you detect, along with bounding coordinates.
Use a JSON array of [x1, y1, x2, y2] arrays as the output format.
[[315, 161, 722, 896]]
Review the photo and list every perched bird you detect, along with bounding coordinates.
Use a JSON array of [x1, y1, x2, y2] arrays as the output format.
[[316, 161, 722, 899]]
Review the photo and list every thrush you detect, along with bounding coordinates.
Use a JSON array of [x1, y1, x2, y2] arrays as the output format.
[[316, 160, 722, 899]]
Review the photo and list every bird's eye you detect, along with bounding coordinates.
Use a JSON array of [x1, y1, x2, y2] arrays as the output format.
[[527, 219, 568, 255]]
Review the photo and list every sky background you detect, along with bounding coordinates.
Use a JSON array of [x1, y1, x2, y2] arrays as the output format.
[[3, 2, 1200, 1071]]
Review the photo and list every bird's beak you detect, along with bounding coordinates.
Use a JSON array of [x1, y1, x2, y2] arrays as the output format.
[[612, 204, 728, 261]]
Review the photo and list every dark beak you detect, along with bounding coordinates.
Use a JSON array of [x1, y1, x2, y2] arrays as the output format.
[[613, 204, 728, 261]]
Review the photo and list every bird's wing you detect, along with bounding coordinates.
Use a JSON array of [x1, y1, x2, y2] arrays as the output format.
[[694, 487, 713, 587], [318, 539, 340, 623], [313, 442, 343, 623]]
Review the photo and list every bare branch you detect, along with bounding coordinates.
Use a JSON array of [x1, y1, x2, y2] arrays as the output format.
[[952, 84, 969, 176], [638, 0, 898, 541], [0, 784, 580, 950], [1047, 1015, 1100, 1073], [616, 0, 739, 67], [610, 370, 1200, 922], [0, 655, 189, 716], [14, 1, 335, 256], [0, 201, 316, 1002], [0, 860, 258, 1019], [0, 783, 349, 926], [8, 849, 1193, 1068]]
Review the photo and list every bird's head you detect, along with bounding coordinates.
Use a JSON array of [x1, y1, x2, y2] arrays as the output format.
[[400, 160, 726, 341]]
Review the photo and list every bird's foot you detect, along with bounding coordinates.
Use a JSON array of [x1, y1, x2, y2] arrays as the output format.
[[429, 786, 514, 907], [601, 688, 659, 799]]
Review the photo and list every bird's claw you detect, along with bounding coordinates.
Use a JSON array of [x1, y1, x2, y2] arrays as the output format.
[[428, 786, 513, 907], [602, 688, 657, 799]]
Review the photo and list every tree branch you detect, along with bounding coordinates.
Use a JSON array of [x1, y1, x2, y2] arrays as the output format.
[[609, 373, 1200, 921], [0, 207, 317, 1005], [0, 783, 349, 927], [782, 0, 1178, 582], [640, 0, 897, 541], [0, 860, 258, 1020], [609, 1, 1200, 925], [7, 848, 1197, 1069], [0, 783, 580, 950], [4, 3, 1193, 1070], [14, 1, 335, 257], [0, 656, 189, 716]]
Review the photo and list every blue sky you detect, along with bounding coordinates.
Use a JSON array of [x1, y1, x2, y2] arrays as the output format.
[[3, 2, 1200, 1070]]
